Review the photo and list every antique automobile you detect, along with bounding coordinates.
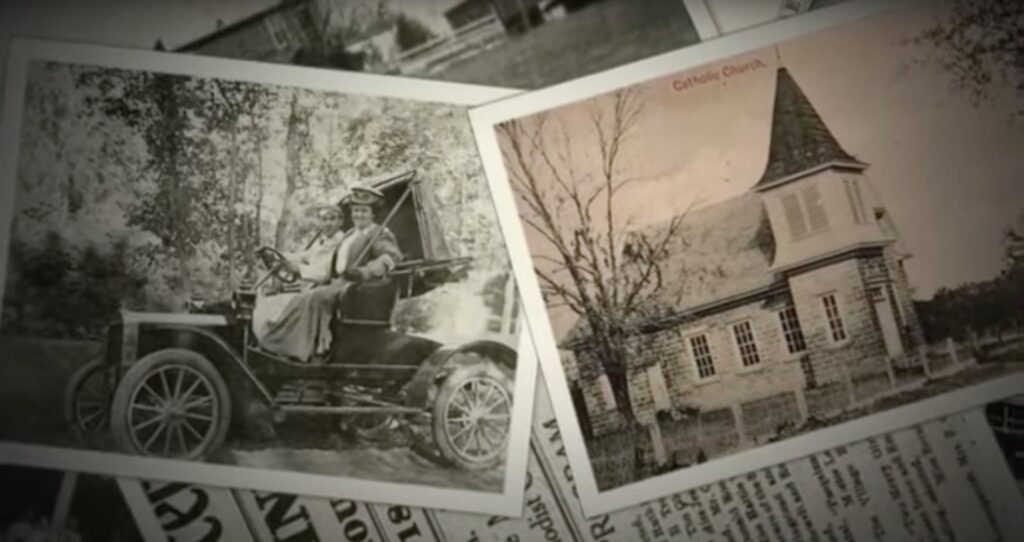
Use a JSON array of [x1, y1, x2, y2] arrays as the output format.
[[63, 170, 516, 470]]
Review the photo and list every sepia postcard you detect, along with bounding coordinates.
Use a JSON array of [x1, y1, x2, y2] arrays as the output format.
[[0, 0, 862, 94], [469, 0, 1024, 515], [0, 38, 537, 516]]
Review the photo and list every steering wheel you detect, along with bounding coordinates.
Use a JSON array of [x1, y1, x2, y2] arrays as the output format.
[[256, 246, 300, 287]]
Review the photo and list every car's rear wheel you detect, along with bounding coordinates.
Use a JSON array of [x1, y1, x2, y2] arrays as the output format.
[[431, 355, 513, 470], [110, 349, 231, 461], [64, 358, 113, 447]]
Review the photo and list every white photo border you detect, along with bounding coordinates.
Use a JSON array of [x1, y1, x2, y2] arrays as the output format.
[[468, 0, 1024, 516], [0, 37, 536, 517]]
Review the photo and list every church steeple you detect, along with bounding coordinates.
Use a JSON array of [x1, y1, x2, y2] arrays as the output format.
[[753, 67, 865, 190]]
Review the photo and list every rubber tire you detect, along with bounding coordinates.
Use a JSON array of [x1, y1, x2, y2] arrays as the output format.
[[110, 348, 231, 461], [64, 358, 112, 447], [431, 360, 514, 471]]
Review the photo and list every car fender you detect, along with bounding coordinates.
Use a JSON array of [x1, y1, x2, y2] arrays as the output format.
[[146, 324, 275, 405], [403, 339, 517, 408]]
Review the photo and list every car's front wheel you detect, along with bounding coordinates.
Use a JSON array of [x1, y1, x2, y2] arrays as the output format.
[[110, 349, 231, 461]]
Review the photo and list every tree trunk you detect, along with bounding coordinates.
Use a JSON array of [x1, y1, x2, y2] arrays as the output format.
[[275, 94, 303, 250]]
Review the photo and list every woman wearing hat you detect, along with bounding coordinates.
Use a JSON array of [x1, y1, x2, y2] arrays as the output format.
[[254, 186, 402, 362]]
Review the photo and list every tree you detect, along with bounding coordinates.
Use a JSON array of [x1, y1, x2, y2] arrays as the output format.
[[910, 0, 1024, 115], [496, 89, 685, 422], [395, 14, 436, 52]]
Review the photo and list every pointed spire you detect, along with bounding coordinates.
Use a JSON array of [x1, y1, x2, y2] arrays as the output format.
[[753, 67, 864, 190]]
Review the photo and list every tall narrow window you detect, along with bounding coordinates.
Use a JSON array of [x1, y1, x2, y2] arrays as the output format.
[[778, 306, 808, 354], [802, 185, 829, 232], [782, 193, 808, 239], [689, 334, 716, 379], [821, 293, 847, 343], [732, 321, 762, 367], [844, 178, 867, 224]]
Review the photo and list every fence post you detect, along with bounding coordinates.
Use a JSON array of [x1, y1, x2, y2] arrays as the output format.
[[946, 337, 958, 364], [884, 355, 897, 388], [648, 421, 668, 467], [731, 404, 750, 447], [794, 386, 809, 423], [918, 343, 931, 378], [841, 360, 857, 406]]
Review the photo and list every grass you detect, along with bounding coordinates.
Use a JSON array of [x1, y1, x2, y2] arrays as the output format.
[[436, 0, 701, 88]]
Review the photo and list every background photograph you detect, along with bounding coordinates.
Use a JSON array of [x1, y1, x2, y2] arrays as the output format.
[[493, 0, 1024, 492]]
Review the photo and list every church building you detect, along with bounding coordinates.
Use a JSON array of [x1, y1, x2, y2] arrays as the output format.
[[565, 65, 926, 454]]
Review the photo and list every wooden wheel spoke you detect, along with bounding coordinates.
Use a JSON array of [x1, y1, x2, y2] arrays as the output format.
[[473, 427, 484, 455], [478, 384, 495, 411], [142, 421, 167, 451], [182, 411, 213, 422], [177, 378, 203, 406], [81, 407, 107, 426], [172, 369, 184, 402], [133, 414, 163, 433], [180, 419, 205, 442], [174, 423, 187, 455], [477, 423, 496, 450], [450, 420, 477, 442], [141, 383, 165, 404], [159, 369, 173, 400], [131, 403, 164, 414], [162, 422, 174, 455], [182, 395, 213, 411], [456, 426, 477, 454], [482, 388, 509, 412]]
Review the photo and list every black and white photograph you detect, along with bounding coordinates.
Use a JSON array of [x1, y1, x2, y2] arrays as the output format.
[[986, 396, 1024, 497], [2, 0, 704, 91], [0, 39, 536, 516], [469, 0, 1024, 514], [0, 466, 143, 542]]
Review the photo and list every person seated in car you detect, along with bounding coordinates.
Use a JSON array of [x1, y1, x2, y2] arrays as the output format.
[[254, 186, 402, 362]]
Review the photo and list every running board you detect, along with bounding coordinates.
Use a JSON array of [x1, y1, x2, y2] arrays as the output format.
[[278, 405, 423, 415]]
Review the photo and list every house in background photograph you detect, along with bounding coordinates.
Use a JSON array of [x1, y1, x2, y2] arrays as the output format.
[[163, 0, 700, 89], [172, 0, 327, 64], [563, 65, 980, 486]]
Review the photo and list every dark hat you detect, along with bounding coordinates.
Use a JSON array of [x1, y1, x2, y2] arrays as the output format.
[[338, 186, 385, 208]]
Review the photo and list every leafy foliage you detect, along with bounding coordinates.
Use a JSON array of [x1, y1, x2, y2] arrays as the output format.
[[497, 90, 686, 420], [909, 0, 1024, 115], [4, 62, 506, 339], [915, 211, 1024, 342], [395, 14, 436, 52], [1, 232, 146, 338]]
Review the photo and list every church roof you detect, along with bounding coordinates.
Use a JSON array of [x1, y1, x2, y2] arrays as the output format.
[[560, 193, 779, 347], [753, 67, 864, 190]]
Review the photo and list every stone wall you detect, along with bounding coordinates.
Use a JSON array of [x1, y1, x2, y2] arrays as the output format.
[[788, 257, 889, 397]]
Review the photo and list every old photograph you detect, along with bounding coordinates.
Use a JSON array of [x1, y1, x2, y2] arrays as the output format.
[[986, 396, 1024, 497], [686, 0, 859, 38], [0, 0, 701, 91], [470, 0, 1024, 514], [0, 39, 536, 516]]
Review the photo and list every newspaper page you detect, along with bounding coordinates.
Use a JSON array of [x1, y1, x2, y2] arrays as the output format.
[[113, 384, 1024, 542]]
